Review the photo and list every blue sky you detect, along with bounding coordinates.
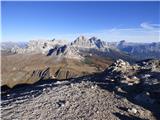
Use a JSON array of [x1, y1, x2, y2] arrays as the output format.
[[1, 1, 160, 42]]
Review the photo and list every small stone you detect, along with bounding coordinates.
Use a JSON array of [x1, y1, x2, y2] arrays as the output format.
[[128, 83, 133, 86], [7, 94, 10, 97], [56, 100, 66, 108], [144, 74, 151, 78], [43, 88, 46, 91], [134, 81, 140, 84], [70, 83, 74, 87], [132, 76, 138, 79], [91, 85, 97, 89], [128, 108, 137, 114], [120, 112, 124, 115], [55, 81, 62, 84], [111, 79, 115, 82], [123, 98, 128, 102], [121, 80, 127, 84], [50, 74, 55, 79], [145, 92, 150, 96], [117, 87, 123, 92], [32, 95, 35, 98]]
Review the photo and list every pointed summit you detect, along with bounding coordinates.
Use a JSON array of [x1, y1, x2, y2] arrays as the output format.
[[89, 36, 97, 41], [119, 40, 126, 45], [76, 36, 87, 41], [71, 36, 107, 50]]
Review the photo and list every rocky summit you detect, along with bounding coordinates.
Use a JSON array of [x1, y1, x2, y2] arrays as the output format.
[[105, 59, 160, 90], [1, 59, 160, 120]]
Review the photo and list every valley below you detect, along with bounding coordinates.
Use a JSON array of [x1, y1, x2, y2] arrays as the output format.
[[1, 53, 112, 88]]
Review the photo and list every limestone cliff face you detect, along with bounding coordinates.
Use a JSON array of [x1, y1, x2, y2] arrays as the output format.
[[12, 39, 68, 54], [71, 36, 108, 50]]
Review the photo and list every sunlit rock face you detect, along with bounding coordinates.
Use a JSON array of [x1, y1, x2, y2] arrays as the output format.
[[71, 36, 108, 50]]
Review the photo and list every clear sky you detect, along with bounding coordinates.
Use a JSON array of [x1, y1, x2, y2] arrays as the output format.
[[1, 1, 160, 42]]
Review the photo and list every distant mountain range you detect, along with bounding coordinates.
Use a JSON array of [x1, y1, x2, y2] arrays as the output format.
[[1, 41, 27, 52], [109, 40, 160, 60], [1, 36, 160, 61]]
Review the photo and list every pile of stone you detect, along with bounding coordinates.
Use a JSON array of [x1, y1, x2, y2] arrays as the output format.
[[105, 59, 160, 105], [105, 59, 140, 86], [137, 59, 160, 72]]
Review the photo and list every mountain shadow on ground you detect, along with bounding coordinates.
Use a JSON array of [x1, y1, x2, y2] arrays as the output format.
[[1, 69, 160, 120]]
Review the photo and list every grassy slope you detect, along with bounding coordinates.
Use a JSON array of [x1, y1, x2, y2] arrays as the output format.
[[1, 54, 113, 88]]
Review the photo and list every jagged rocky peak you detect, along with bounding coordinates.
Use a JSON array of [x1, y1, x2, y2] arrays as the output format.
[[72, 36, 87, 44], [119, 40, 126, 43], [12, 39, 68, 54], [63, 45, 84, 60], [72, 36, 107, 49], [118, 40, 126, 46], [47, 45, 83, 60], [9, 38, 84, 60], [76, 35, 87, 41], [115, 40, 127, 47], [27, 39, 67, 48], [50, 38, 68, 45], [89, 37, 106, 48], [89, 36, 97, 41]]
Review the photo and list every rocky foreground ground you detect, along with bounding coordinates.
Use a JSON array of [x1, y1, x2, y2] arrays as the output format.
[[1, 59, 160, 120]]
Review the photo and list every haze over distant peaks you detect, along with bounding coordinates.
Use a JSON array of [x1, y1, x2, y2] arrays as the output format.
[[1, 35, 160, 60]]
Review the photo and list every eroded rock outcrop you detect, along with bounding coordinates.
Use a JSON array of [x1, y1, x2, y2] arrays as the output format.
[[104, 59, 160, 105]]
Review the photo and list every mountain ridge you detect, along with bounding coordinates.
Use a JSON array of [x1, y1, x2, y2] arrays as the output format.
[[1, 36, 160, 63]]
